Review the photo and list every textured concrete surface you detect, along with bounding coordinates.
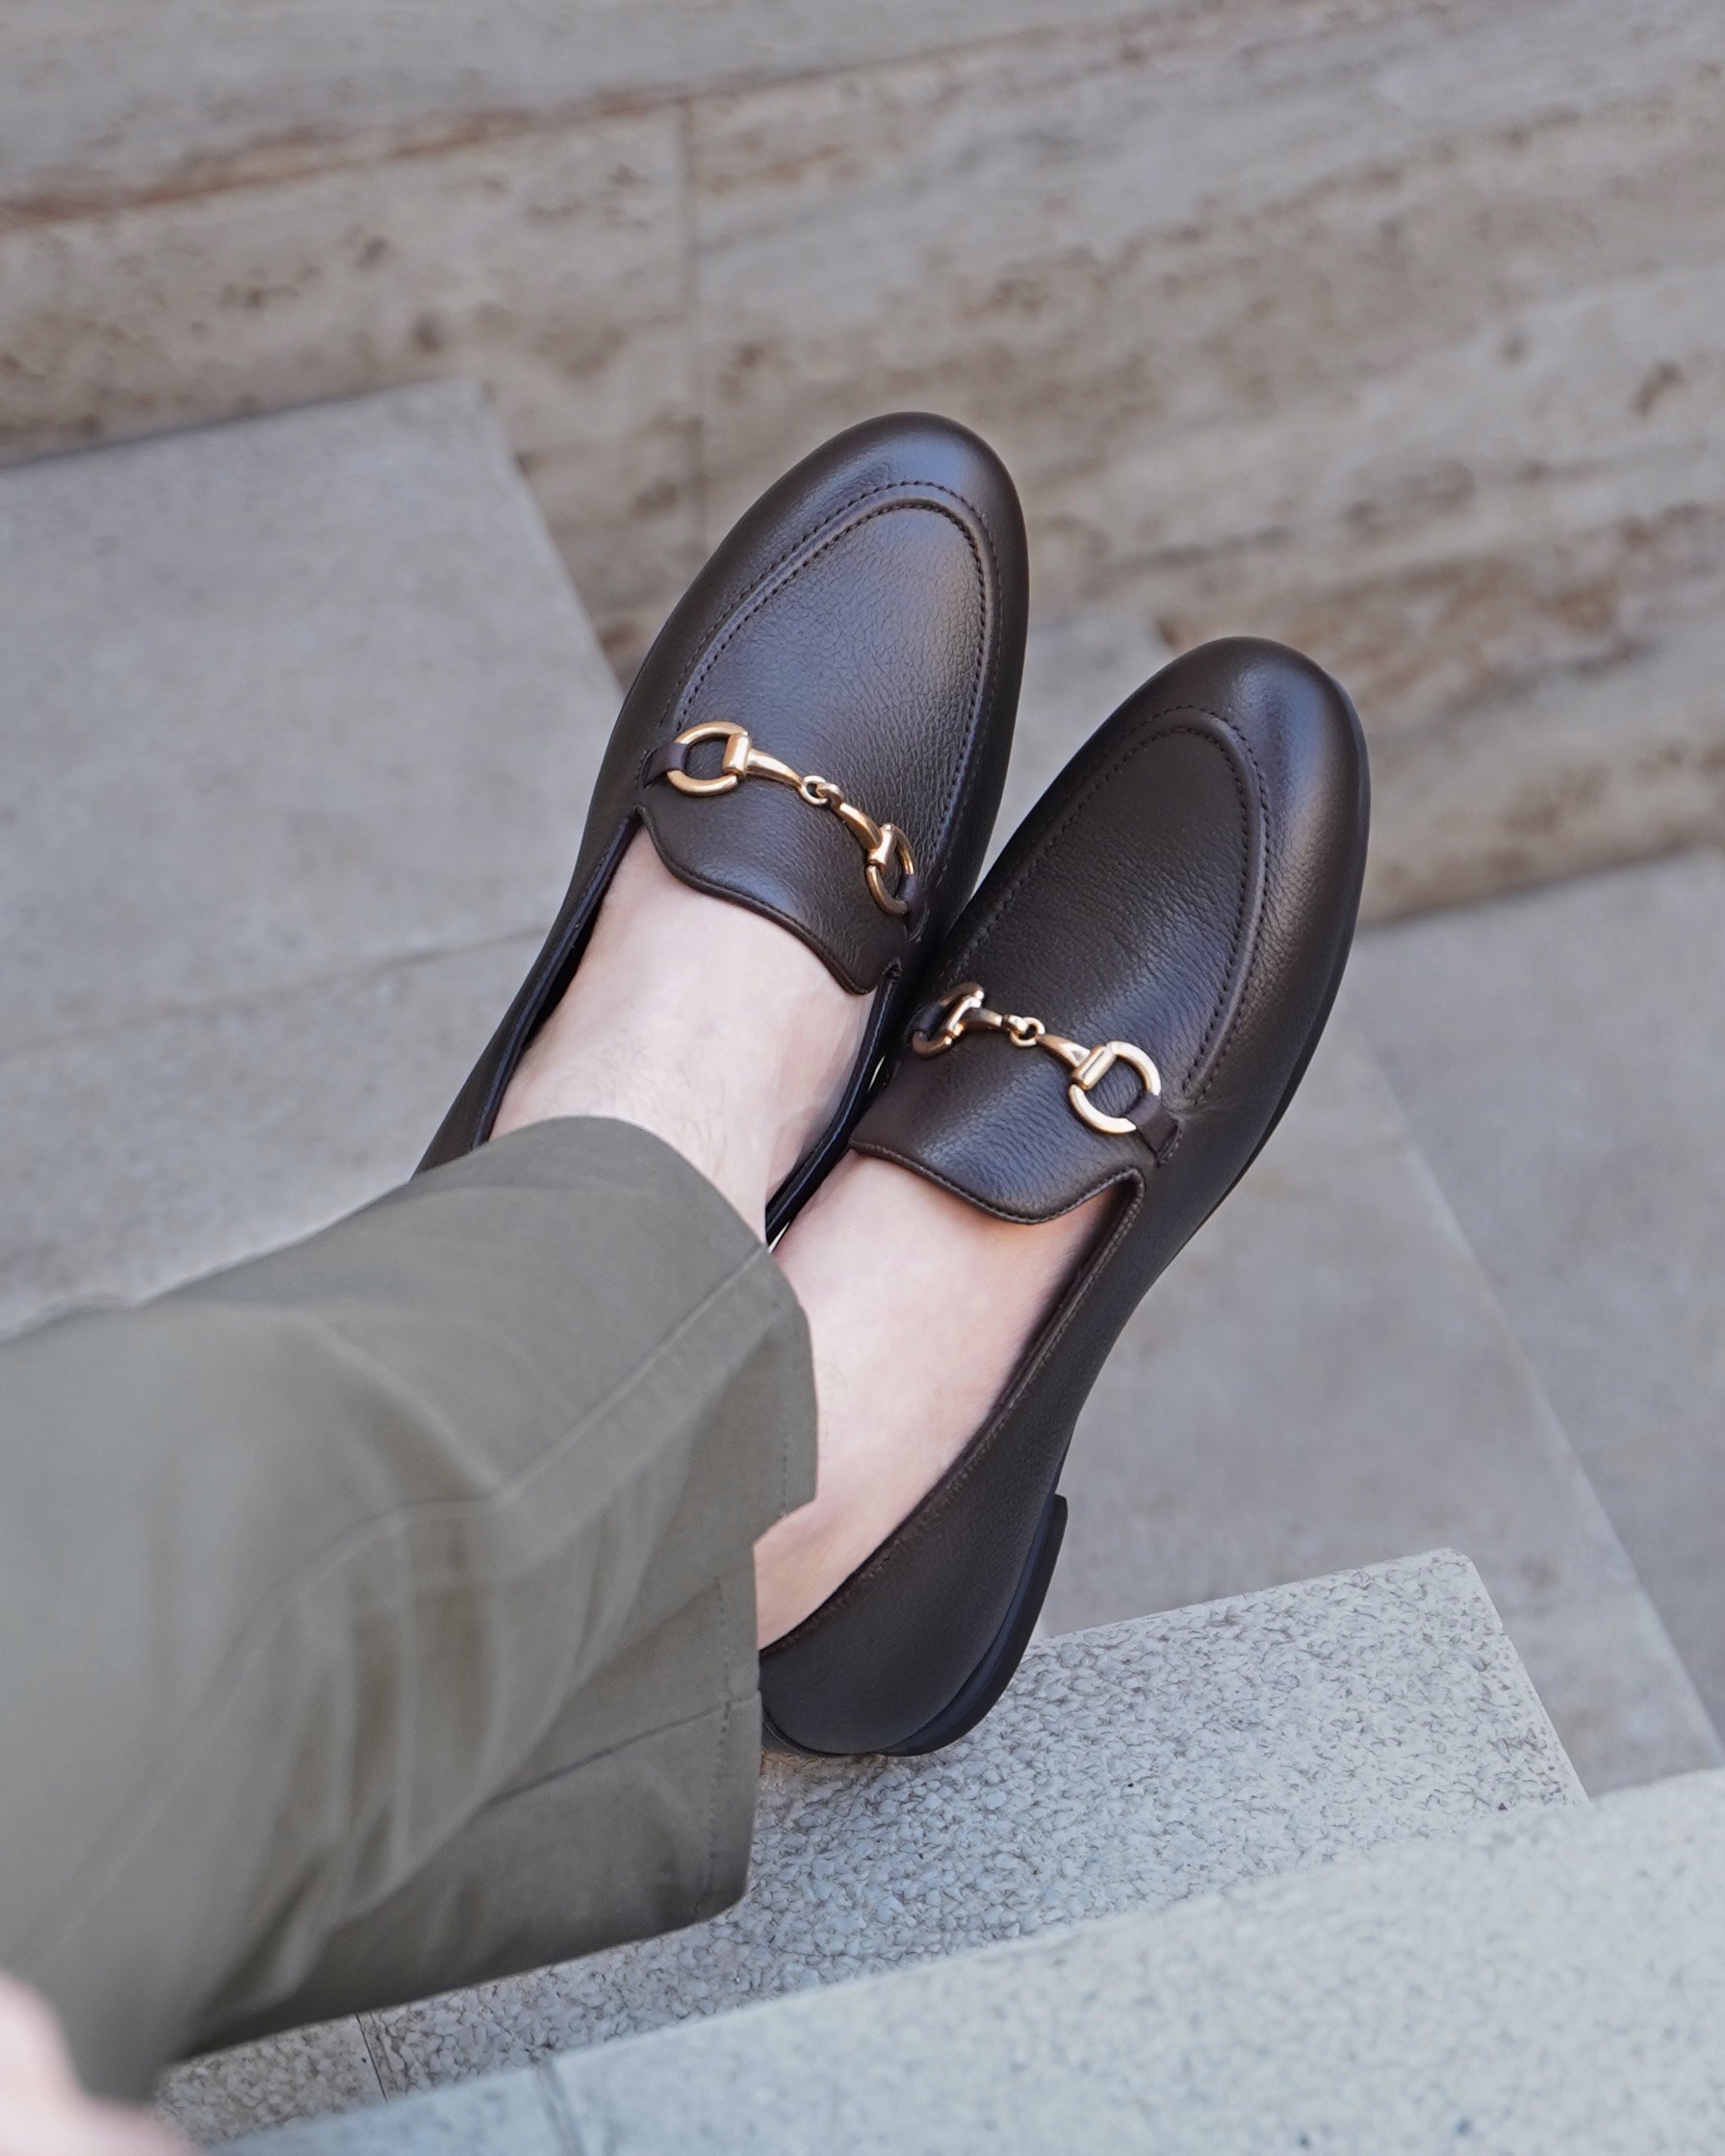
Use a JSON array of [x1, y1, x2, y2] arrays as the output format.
[[543, 1769, 1725, 2155], [3, 3, 1723, 893], [0, 383, 615, 1334], [187, 1553, 1576, 2139], [226, 1769, 1725, 2155], [1044, 1008, 1722, 1793], [351, 1553, 1578, 2096], [0, 934, 537, 1334], [162, 2024, 384, 2152], [1350, 849, 1725, 1734], [0, 380, 609, 1046]]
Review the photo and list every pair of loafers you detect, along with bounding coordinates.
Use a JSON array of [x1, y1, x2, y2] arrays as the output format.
[[422, 414, 1370, 1759]]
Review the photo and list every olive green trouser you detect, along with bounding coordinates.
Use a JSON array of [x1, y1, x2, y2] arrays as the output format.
[[0, 1119, 815, 2099]]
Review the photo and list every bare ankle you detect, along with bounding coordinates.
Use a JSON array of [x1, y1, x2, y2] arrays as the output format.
[[756, 1156, 1110, 1644], [494, 834, 868, 1231]]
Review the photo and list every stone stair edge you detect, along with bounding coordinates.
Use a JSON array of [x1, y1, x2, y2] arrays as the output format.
[[352, 1544, 1580, 2087], [1, 379, 622, 1338], [224, 1769, 1725, 2156], [544, 1764, 1725, 2156], [181, 1546, 1579, 2145]]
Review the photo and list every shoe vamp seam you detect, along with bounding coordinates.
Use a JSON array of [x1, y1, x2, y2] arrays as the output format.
[[946, 707, 1270, 1106], [668, 488, 996, 866]]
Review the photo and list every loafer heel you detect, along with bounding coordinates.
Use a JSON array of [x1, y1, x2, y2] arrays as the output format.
[[892, 1490, 1068, 1758]]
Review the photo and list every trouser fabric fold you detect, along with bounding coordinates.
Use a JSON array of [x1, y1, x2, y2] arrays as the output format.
[[0, 1119, 814, 2096]]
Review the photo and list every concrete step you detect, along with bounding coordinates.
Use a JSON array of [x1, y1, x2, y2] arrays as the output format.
[[0, 379, 619, 1334], [179, 1550, 1579, 2145], [1348, 849, 1725, 1742], [356, 1551, 1577, 2090], [283, 1765, 1725, 2156]]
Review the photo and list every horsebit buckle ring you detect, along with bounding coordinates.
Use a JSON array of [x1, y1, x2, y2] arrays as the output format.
[[911, 983, 1163, 1140], [655, 719, 916, 920]]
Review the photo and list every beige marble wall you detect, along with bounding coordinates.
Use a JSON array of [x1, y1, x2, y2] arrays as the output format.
[[2, 0, 1722, 914], [0, 115, 695, 655], [0, 3, 1163, 209]]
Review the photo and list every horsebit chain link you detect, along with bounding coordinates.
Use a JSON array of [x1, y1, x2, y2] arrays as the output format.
[[912, 983, 1164, 1141], [654, 720, 917, 919]]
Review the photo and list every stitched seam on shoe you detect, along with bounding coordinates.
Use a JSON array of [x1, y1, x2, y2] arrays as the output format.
[[1181, 708, 1272, 1103], [7, 1247, 790, 1970], [666, 478, 906, 697], [664, 475, 991, 717], [849, 1137, 1121, 1227], [946, 709, 1265, 1102], [675, 498, 989, 847], [664, 485, 995, 861]]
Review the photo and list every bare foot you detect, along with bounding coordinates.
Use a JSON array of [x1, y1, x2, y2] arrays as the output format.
[[495, 833, 869, 1235], [756, 1155, 1111, 1645]]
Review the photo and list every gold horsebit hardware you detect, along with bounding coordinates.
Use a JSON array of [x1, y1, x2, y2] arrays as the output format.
[[912, 983, 1165, 1140], [656, 720, 917, 920]]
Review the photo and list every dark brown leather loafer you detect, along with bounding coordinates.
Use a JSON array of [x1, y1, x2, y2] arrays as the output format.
[[421, 414, 1028, 1234], [760, 636, 1370, 1755]]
